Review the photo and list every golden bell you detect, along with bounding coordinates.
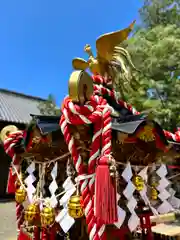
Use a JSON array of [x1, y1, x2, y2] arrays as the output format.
[[133, 175, 144, 191], [41, 206, 55, 227], [25, 204, 39, 225], [68, 195, 84, 219], [151, 187, 158, 200], [15, 188, 27, 204]]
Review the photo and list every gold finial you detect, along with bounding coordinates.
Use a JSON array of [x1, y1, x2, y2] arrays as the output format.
[[83, 44, 100, 74], [72, 21, 136, 75], [84, 44, 94, 58]]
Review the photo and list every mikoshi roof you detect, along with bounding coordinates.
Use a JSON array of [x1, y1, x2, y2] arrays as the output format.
[[30, 113, 180, 149], [0, 89, 47, 124]]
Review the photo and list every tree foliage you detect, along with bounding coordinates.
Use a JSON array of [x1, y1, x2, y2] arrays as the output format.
[[38, 0, 180, 131], [124, 0, 180, 131], [139, 0, 180, 28], [38, 94, 60, 116]]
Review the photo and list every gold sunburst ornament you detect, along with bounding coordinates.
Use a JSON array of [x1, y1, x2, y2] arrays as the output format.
[[137, 125, 155, 142]]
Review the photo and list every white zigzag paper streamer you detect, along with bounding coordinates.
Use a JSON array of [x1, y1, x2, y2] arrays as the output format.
[[55, 177, 76, 233], [156, 164, 174, 214], [168, 188, 180, 209], [49, 162, 58, 208], [24, 162, 36, 203], [114, 193, 126, 229], [122, 163, 139, 232]]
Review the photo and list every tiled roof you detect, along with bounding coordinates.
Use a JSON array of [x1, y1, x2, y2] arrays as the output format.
[[0, 89, 47, 124]]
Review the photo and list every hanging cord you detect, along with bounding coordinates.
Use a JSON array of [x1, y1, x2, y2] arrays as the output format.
[[13, 158, 180, 205], [39, 163, 46, 199], [76, 180, 80, 196], [12, 160, 180, 204], [12, 163, 27, 191]]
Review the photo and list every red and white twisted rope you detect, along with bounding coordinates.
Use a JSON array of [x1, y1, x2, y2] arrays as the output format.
[[163, 130, 180, 142], [93, 81, 139, 115], [4, 131, 23, 168], [16, 202, 24, 230], [3, 131, 25, 230], [60, 96, 111, 240], [93, 75, 180, 143]]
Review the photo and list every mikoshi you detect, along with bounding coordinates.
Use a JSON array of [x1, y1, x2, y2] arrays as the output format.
[[1, 21, 180, 240]]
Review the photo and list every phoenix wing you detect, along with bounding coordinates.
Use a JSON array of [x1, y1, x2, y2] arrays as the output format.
[[96, 21, 135, 63], [72, 58, 89, 71], [95, 21, 138, 96]]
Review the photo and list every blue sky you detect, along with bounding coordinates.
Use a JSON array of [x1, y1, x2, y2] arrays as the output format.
[[0, 0, 142, 105]]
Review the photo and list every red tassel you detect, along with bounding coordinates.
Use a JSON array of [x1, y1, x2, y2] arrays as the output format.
[[41, 228, 48, 240], [33, 226, 40, 240], [95, 156, 118, 224], [49, 227, 56, 240], [18, 228, 32, 240], [6, 167, 16, 194]]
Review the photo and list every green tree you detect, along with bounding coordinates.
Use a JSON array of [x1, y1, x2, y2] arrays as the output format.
[[139, 0, 180, 28], [123, 0, 180, 131], [38, 94, 60, 116]]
